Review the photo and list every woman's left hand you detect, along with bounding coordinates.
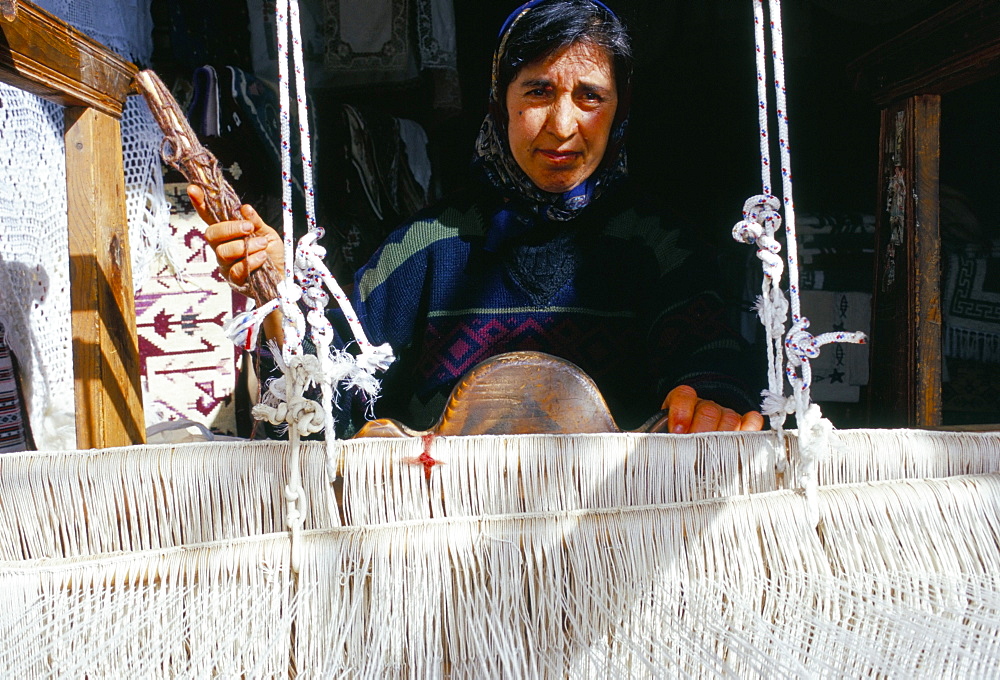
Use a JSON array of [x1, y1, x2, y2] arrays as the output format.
[[656, 385, 764, 433]]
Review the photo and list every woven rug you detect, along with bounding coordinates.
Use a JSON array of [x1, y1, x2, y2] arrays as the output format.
[[0, 323, 28, 452], [799, 291, 870, 403], [943, 243, 1000, 364], [135, 183, 247, 435]]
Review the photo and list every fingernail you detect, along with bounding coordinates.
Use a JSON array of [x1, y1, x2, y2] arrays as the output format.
[[251, 237, 268, 249], [241, 221, 253, 233], [672, 425, 685, 434]]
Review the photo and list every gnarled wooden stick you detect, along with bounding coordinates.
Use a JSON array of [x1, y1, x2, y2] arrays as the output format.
[[135, 69, 280, 307]]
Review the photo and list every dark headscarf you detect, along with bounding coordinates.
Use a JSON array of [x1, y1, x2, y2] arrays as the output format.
[[473, 0, 631, 224]]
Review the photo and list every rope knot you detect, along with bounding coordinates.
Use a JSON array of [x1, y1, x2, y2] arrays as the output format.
[[732, 195, 781, 243], [754, 287, 788, 336], [784, 319, 820, 362], [251, 401, 288, 426], [286, 395, 324, 435], [733, 195, 784, 279]]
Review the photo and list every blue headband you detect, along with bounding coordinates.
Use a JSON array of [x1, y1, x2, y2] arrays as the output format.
[[497, 0, 618, 39]]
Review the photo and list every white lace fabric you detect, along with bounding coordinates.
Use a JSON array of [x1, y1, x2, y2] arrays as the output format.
[[34, 0, 154, 64], [0, 88, 76, 450]]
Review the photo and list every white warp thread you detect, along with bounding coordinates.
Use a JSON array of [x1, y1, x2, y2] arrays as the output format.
[[0, 433, 998, 677], [0, 430, 995, 560]]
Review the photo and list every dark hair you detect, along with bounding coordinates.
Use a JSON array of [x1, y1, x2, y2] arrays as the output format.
[[494, 0, 632, 110]]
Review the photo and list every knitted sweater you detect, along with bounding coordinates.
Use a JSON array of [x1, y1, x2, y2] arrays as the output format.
[[353, 184, 757, 430]]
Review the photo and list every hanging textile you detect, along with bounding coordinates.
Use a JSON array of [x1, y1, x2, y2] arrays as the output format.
[[32, 0, 154, 64], [943, 241, 1000, 365], [134, 184, 248, 434], [323, 0, 416, 86], [0, 324, 30, 452], [248, 0, 461, 107], [0, 86, 76, 450]]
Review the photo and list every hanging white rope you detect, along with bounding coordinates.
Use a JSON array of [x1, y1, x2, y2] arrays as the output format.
[[247, 0, 395, 409], [733, 0, 866, 519], [238, 0, 395, 570]]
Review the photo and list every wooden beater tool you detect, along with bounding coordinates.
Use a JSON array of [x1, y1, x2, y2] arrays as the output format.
[[135, 69, 281, 307]]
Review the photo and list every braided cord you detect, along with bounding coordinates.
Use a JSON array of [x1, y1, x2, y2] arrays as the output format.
[[265, 0, 398, 569], [735, 0, 866, 520], [275, 0, 306, 360], [764, 0, 866, 403], [752, 2, 772, 197]]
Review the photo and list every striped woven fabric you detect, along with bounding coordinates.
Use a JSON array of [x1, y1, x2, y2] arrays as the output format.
[[0, 323, 28, 452]]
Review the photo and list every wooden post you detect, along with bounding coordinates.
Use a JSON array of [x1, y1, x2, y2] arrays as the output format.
[[868, 95, 942, 427], [65, 106, 145, 447]]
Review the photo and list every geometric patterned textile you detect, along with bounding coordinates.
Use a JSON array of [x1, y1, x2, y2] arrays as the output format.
[[799, 290, 870, 403], [0, 323, 29, 453], [135, 183, 246, 435], [943, 241, 1000, 365]]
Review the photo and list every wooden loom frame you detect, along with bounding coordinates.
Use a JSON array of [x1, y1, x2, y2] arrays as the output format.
[[0, 0, 144, 448]]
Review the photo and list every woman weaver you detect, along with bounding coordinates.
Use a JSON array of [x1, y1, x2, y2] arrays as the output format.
[[192, 0, 764, 435]]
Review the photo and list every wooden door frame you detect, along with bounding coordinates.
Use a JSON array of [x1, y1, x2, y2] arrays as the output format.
[[849, 0, 1000, 426]]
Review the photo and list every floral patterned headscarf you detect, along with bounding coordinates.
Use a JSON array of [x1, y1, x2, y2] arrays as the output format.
[[473, 0, 630, 223]]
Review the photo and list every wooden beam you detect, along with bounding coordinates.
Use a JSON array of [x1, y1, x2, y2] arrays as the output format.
[[66, 106, 145, 448], [0, 0, 136, 118], [849, 0, 1000, 107], [868, 95, 942, 427]]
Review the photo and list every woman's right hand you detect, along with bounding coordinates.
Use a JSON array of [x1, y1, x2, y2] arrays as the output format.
[[658, 385, 764, 434], [187, 185, 284, 287]]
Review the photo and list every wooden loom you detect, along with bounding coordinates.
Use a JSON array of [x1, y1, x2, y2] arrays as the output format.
[[0, 0, 144, 449], [0, 4, 999, 676]]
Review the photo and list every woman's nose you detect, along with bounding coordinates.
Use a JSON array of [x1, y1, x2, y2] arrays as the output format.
[[545, 96, 577, 139]]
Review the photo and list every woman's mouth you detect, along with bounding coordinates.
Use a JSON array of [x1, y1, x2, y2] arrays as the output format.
[[538, 150, 580, 165]]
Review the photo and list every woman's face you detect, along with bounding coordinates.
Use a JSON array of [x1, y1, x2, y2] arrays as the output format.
[[505, 40, 618, 194]]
